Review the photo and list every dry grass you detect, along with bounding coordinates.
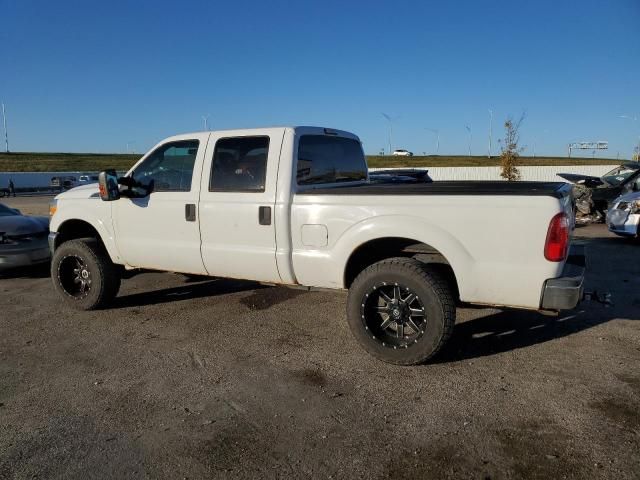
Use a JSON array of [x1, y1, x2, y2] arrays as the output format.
[[0, 151, 622, 172]]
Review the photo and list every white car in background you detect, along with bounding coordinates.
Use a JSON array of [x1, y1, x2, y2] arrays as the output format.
[[606, 191, 640, 238], [392, 149, 413, 156]]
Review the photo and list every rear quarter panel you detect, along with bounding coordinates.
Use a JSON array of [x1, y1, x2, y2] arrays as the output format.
[[291, 193, 566, 309]]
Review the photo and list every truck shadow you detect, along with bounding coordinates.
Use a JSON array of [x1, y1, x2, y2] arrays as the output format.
[[435, 306, 618, 363], [111, 278, 263, 309]]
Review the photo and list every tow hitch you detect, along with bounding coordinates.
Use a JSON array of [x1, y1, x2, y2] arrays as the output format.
[[583, 290, 613, 307]]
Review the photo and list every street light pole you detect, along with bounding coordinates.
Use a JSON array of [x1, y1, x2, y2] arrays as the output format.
[[465, 125, 472, 157], [202, 114, 210, 131], [1, 103, 9, 153], [488, 109, 493, 158], [382, 113, 397, 155], [425, 128, 439, 155]]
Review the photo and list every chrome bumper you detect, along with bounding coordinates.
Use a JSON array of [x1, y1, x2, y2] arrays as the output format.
[[540, 245, 586, 311]]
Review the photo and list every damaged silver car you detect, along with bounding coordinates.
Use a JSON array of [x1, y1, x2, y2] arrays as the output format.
[[0, 203, 51, 271], [606, 191, 640, 238]]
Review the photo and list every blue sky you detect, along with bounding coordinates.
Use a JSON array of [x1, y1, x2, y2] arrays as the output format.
[[1, 0, 639, 157]]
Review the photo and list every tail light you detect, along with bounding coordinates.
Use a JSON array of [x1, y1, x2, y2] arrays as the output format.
[[544, 213, 570, 262]]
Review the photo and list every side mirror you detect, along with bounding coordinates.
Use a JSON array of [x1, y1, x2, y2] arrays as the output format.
[[98, 170, 121, 201]]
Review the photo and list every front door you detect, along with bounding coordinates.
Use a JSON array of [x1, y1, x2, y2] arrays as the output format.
[[198, 129, 284, 282], [112, 133, 209, 274]]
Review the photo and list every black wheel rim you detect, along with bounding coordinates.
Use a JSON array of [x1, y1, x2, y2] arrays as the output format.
[[360, 282, 427, 349], [58, 255, 92, 298]]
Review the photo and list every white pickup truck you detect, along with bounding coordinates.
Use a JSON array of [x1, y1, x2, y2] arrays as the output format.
[[49, 126, 585, 364]]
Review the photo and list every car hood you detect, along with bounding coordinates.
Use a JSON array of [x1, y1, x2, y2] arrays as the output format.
[[612, 190, 640, 204], [0, 215, 49, 235], [55, 183, 100, 200], [556, 173, 604, 187]]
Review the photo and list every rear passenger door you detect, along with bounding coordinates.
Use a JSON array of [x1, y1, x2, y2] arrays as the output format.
[[198, 129, 284, 282]]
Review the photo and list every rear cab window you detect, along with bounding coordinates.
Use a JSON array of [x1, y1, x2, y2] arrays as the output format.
[[296, 135, 367, 187]]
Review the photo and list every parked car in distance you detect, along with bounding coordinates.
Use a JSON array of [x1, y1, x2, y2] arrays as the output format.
[[50, 176, 77, 190], [606, 191, 640, 238], [392, 149, 414, 156], [0, 203, 50, 271], [77, 175, 99, 184]]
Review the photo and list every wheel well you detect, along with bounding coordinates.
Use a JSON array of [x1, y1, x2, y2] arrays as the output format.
[[344, 237, 459, 297], [55, 220, 103, 249]]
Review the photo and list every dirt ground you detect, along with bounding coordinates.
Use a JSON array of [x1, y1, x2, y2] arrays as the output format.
[[1, 196, 639, 479]]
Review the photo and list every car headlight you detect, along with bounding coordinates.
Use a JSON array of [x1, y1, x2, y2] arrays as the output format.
[[0, 232, 16, 245], [49, 199, 58, 216]]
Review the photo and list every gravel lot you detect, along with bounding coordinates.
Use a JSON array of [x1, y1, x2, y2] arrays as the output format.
[[1, 196, 639, 479]]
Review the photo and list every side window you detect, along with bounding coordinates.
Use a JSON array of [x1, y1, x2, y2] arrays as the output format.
[[210, 136, 269, 192], [132, 140, 199, 192]]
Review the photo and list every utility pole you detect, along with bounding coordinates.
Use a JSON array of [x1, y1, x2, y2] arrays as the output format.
[[488, 109, 493, 158], [465, 125, 472, 157], [425, 128, 439, 155], [382, 113, 398, 155], [1, 103, 9, 153], [202, 114, 210, 131]]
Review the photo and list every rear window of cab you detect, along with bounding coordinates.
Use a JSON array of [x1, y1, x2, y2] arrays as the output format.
[[296, 135, 367, 186]]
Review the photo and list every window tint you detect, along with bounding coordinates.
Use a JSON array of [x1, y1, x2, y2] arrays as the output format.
[[297, 135, 367, 185], [210, 136, 269, 192], [133, 140, 199, 192]]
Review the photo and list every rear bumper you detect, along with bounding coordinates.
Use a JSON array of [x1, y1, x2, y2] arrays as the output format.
[[607, 212, 639, 237], [540, 245, 586, 311]]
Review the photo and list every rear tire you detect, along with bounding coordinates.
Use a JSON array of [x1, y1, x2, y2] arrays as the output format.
[[347, 257, 456, 365], [51, 238, 121, 310]]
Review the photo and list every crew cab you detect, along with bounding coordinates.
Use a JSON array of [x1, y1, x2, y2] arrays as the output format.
[[48, 126, 585, 365]]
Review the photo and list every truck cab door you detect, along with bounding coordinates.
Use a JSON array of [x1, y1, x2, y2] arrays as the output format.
[[198, 129, 284, 282], [111, 133, 209, 274]]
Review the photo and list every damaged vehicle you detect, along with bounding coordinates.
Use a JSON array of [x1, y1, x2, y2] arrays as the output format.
[[369, 169, 433, 184], [558, 163, 640, 222], [0, 203, 50, 271], [606, 191, 640, 238]]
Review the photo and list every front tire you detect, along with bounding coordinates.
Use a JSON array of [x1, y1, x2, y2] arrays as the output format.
[[347, 257, 456, 365], [51, 238, 121, 310]]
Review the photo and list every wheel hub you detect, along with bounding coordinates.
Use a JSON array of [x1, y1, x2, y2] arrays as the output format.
[[361, 282, 427, 348], [58, 255, 92, 298]]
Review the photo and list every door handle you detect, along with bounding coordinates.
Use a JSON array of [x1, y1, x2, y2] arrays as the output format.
[[258, 206, 271, 225], [185, 204, 196, 222]]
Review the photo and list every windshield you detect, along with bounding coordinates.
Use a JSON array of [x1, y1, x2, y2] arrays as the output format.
[[0, 204, 19, 216], [297, 135, 367, 185], [601, 164, 640, 186]]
